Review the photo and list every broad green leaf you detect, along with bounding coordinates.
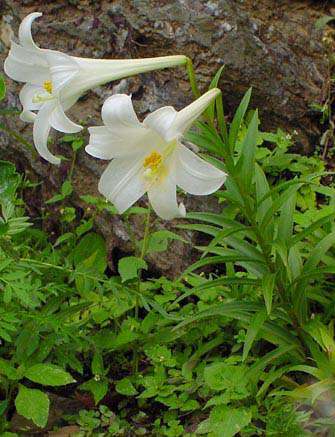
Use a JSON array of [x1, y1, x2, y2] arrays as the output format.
[[24, 363, 75, 386], [228, 87, 252, 152], [80, 378, 108, 405], [315, 15, 335, 29], [61, 180, 73, 196], [146, 230, 185, 254], [0, 160, 20, 204], [204, 363, 247, 391], [15, 385, 49, 428], [0, 358, 17, 380], [0, 399, 8, 416], [73, 232, 107, 273], [115, 377, 138, 396], [92, 351, 104, 376], [0, 75, 6, 101], [118, 256, 147, 282], [242, 309, 267, 361], [197, 406, 251, 436]]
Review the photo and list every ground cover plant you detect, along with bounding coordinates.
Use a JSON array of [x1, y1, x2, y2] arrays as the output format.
[[1, 12, 335, 437]]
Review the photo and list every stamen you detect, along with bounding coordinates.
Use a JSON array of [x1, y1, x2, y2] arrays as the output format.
[[143, 151, 162, 171], [43, 80, 53, 94], [142, 143, 177, 185], [32, 94, 55, 104]]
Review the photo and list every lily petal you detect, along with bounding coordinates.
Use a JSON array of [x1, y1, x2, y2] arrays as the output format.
[[148, 164, 185, 220], [4, 42, 49, 84], [20, 110, 36, 123], [33, 102, 60, 165], [45, 51, 80, 92], [19, 83, 44, 111], [175, 144, 226, 195], [18, 12, 42, 49], [98, 155, 147, 214], [101, 94, 141, 128], [49, 104, 82, 133], [143, 106, 177, 141], [86, 95, 150, 159], [86, 126, 149, 160], [167, 88, 221, 140]]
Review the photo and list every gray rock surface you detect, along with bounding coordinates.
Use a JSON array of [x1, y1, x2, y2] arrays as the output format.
[[0, 0, 330, 276]]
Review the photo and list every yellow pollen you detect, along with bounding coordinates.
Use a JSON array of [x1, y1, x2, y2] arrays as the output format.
[[143, 151, 162, 171], [43, 80, 53, 94]]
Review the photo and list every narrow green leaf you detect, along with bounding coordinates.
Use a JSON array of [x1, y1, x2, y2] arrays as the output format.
[[247, 344, 296, 384], [0, 75, 6, 101], [182, 255, 263, 277], [303, 231, 335, 271], [261, 184, 303, 230], [242, 309, 267, 361], [277, 190, 296, 243], [207, 65, 224, 123], [228, 87, 252, 152], [255, 163, 272, 224], [235, 110, 259, 189], [291, 212, 335, 246], [257, 364, 321, 399], [261, 273, 276, 314]]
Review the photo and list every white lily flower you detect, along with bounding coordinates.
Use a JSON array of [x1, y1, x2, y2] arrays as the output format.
[[86, 88, 227, 220], [4, 12, 188, 165]]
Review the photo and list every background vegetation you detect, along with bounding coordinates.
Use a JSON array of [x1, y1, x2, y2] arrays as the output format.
[[0, 59, 335, 436]]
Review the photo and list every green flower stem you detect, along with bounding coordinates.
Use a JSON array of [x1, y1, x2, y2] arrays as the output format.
[[140, 206, 152, 260], [133, 205, 152, 373]]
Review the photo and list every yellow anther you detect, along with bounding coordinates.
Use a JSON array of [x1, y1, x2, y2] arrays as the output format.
[[143, 151, 162, 171], [43, 80, 53, 94]]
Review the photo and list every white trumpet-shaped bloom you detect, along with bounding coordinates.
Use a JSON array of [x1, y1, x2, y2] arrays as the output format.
[[4, 12, 187, 165], [86, 89, 227, 220]]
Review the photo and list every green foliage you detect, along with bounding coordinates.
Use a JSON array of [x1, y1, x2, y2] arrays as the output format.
[[15, 386, 50, 428], [1, 84, 334, 435], [0, 75, 6, 101]]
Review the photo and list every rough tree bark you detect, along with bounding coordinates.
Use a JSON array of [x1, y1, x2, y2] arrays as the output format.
[[0, 0, 331, 276]]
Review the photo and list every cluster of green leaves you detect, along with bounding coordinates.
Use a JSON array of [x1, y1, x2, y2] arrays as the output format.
[[1, 75, 335, 435]]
